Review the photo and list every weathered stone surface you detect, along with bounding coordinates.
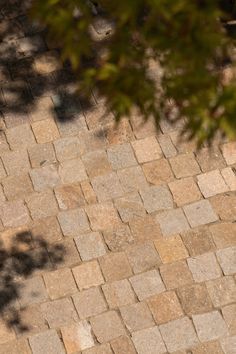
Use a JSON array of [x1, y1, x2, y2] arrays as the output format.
[[183, 200, 218, 228], [75, 231, 106, 260], [91, 172, 124, 201], [117, 166, 148, 193], [142, 158, 174, 186], [29, 330, 66, 354], [90, 311, 126, 343], [197, 170, 229, 198], [103, 224, 134, 251], [82, 149, 111, 177], [192, 311, 228, 342], [187, 253, 222, 282], [140, 185, 173, 213], [58, 208, 90, 236], [30, 164, 60, 192], [181, 227, 215, 256], [61, 321, 94, 352], [169, 177, 202, 206], [0, 200, 30, 227], [2, 173, 33, 200], [169, 153, 200, 178], [115, 192, 146, 223], [54, 136, 81, 162], [177, 283, 213, 315], [129, 269, 165, 300], [44, 268, 77, 300], [160, 260, 193, 289], [99, 252, 132, 281], [59, 158, 87, 184], [102, 279, 135, 309], [154, 235, 189, 263], [107, 143, 137, 169], [156, 208, 190, 236], [132, 326, 167, 354], [120, 302, 155, 332], [131, 136, 162, 163], [26, 191, 58, 219], [55, 183, 85, 210], [28, 143, 56, 168], [40, 298, 78, 327], [72, 260, 104, 290], [85, 202, 121, 231], [111, 335, 136, 354], [31, 119, 60, 143], [73, 287, 107, 319], [126, 242, 161, 274], [216, 247, 236, 275]]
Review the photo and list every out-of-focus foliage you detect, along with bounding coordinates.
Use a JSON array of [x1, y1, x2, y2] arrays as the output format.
[[31, 0, 236, 144]]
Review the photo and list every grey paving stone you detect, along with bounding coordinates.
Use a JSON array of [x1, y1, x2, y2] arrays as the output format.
[[129, 269, 165, 300], [107, 143, 137, 169], [74, 231, 106, 261], [58, 208, 90, 236], [159, 317, 199, 352], [140, 186, 173, 213], [192, 311, 228, 342], [132, 326, 166, 354], [216, 247, 236, 275], [29, 329, 66, 354], [183, 200, 218, 227], [156, 208, 190, 236], [187, 252, 222, 282], [30, 164, 60, 191], [91, 172, 124, 201]]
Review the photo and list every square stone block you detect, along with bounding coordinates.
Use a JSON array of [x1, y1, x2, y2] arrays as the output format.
[[102, 279, 135, 308], [72, 260, 104, 290], [90, 311, 126, 343], [192, 311, 228, 342], [74, 231, 106, 261], [183, 200, 218, 228], [73, 287, 107, 319], [99, 252, 132, 281], [129, 269, 165, 301], [187, 253, 222, 282]]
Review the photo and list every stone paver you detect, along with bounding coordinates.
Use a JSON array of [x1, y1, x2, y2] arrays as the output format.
[[1, 9, 235, 353]]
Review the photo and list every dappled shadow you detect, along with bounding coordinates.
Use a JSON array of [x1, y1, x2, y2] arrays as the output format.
[[0, 0, 95, 126], [0, 231, 65, 331]]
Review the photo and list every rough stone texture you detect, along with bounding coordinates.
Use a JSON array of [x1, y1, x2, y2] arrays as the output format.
[[120, 302, 155, 332], [2, 149, 30, 175], [75, 231, 106, 261], [210, 193, 236, 221], [126, 242, 161, 274], [147, 291, 183, 324], [61, 321, 94, 352], [90, 311, 126, 343], [91, 172, 124, 202], [160, 261, 193, 289], [6, 123, 36, 150], [111, 335, 136, 354], [43, 268, 77, 300], [221, 141, 236, 165], [169, 153, 201, 178], [197, 170, 229, 197], [55, 183, 86, 210], [206, 276, 236, 307], [181, 227, 215, 256], [31, 119, 60, 143], [72, 260, 104, 290], [156, 208, 190, 236], [191, 341, 224, 354], [117, 165, 148, 193], [222, 304, 236, 335], [29, 329, 66, 354], [196, 146, 226, 172], [58, 208, 90, 236], [18, 276, 48, 307], [129, 269, 165, 301], [140, 185, 173, 213], [40, 298, 78, 328], [59, 158, 87, 184], [0, 200, 30, 227], [26, 190, 58, 219], [102, 279, 136, 308], [2, 173, 33, 200], [82, 149, 111, 177], [30, 164, 60, 192], [103, 224, 134, 251], [107, 143, 137, 169], [177, 283, 213, 315], [131, 136, 162, 163], [99, 252, 132, 281], [192, 311, 228, 342], [73, 287, 107, 319], [142, 158, 174, 186], [54, 136, 81, 162], [187, 253, 222, 282], [216, 247, 236, 275], [169, 177, 202, 206], [132, 326, 166, 354], [183, 200, 218, 228], [28, 143, 56, 168], [114, 192, 146, 223], [159, 317, 199, 352], [221, 167, 236, 191], [220, 336, 236, 354], [154, 235, 189, 263]]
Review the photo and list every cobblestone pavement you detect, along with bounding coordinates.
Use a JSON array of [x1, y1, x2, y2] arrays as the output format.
[[0, 2, 236, 354]]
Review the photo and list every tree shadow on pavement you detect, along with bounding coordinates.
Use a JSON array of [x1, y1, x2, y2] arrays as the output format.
[[0, 230, 65, 332]]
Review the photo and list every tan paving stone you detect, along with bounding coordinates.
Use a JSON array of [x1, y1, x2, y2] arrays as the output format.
[[183, 200, 218, 227], [85, 202, 121, 231], [56, 114, 87, 137], [154, 235, 189, 263], [43, 268, 77, 300], [181, 227, 215, 256], [0, 158, 6, 179], [191, 341, 224, 354], [187, 252, 222, 282], [177, 283, 213, 315], [129, 215, 162, 242], [210, 193, 236, 221], [126, 242, 161, 274], [105, 119, 134, 145], [169, 131, 198, 153], [169, 153, 201, 178], [83, 343, 113, 354], [114, 192, 146, 223], [28, 142, 56, 168], [130, 113, 157, 139], [40, 298, 78, 328], [197, 170, 229, 197], [2, 173, 33, 200], [0, 199, 30, 227], [75, 231, 106, 260], [90, 311, 126, 343], [55, 183, 85, 210], [31, 216, 63, 244], [72, 260, 104, 290], [31, 119, 60, 143], [169, 177, 202, 206], [91, 172, 124, 202], [111, 335, 136, 354], [2, 149, 30, 175], [220, 336, 236, 354], [216, 247, 236, 275], [159, 317, 199, 352], [206, 276, 236, 307], [103, 224, 134, 251], [142, 158, 174, 186], [221, 141, 236, 165], [147, 291, 183, 324], [79, 128, 108, 154], [160, 260, 193, 289], [222, 304, 236, 335], [6, 123, 36, 150], [117, 165, 148, 193], [15, 305, 48, 336], [59, 158, 87, 184], [120, 302, 155, 332], [131, 136, 162, 163], [82, 149, 111, 178], [73, 287, 107, 319], [99, 251, 132, 281], [129, 269, 165, 300], [132, 326, 166, 354], [29, 329, 66, 354], [50, 239, 81, 268], [192, 311, 228, 342], [33, 51, 62, 74], [19, 276, 48, 307], [58, 208, 90, 237], [0, 339, 31, 354], [61, 321, 94, 352], [102, 279, 136, 309], [107, 143, 137, 170], [156, 208, 190, 236], [140, 185, 173, 213], [85, 103, 114, 129], [54, 136, 81, 162], [81, 180, 97, 204], [196, 146, 226, 172], [221, 167, 236, 190], [30, 164, 60, 192], [26, 190, 58, 219], [0, 320, 16, 344]]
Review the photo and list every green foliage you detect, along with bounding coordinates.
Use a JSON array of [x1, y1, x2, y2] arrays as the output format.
[[31, 0, 236, 144]]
